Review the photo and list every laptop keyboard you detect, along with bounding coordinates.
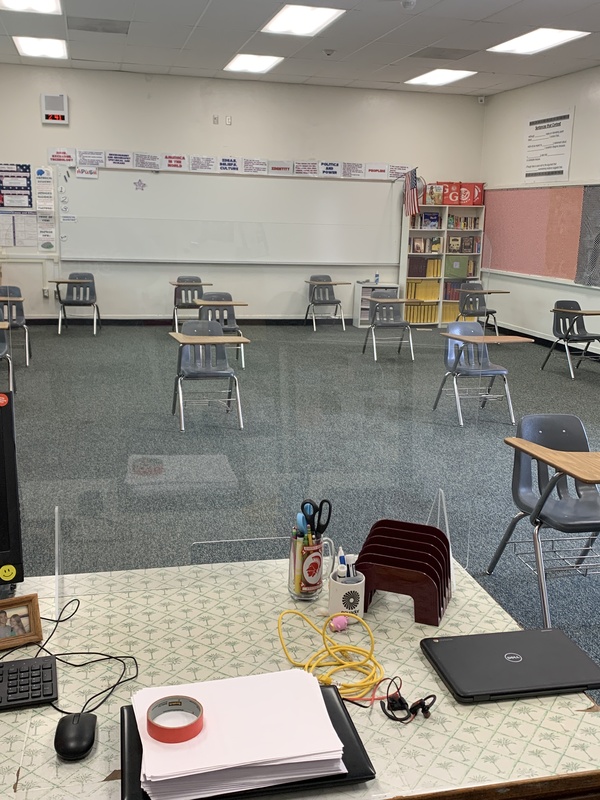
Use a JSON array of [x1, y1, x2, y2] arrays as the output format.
[[0, 655, 58, 710]]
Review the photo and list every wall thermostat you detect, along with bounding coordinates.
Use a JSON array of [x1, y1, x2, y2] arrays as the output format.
[[41, 93, 69, 125]]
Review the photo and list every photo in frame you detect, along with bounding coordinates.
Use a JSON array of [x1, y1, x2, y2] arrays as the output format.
[[0, 594, 43, 650]]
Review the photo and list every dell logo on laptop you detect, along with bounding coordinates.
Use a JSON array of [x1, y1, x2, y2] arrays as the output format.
[[505, 652, 523, 663]]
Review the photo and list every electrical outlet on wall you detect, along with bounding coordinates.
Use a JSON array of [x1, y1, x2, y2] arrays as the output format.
[[42, 288, 49, 298]]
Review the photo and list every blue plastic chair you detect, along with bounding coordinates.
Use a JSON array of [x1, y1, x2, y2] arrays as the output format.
[[57, 272, 101, 335], [433, 321, 514, 426], [198, 292, 245, 369], [0, 286, 30, 366], [362, 289, 414, 362]]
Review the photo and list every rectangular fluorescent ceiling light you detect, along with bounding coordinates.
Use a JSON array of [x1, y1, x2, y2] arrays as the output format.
[[224, 54, 283, 73], [0, 0, 61, 11], [488, 28, 590, 55], [13, 36, 67, 58], [262, 4, 345, 36], [405, 69, 476, 86]]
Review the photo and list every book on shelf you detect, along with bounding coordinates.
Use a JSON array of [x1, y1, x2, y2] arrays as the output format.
[[412, 237, 425, 253], [461, 236, 474, 253], [426, 258, 442, 277], [448, 236, 462, 253], [424, 184, 444, 205], [422, 212, 441, 229], [444, 256, 476, 279], [429, 236, 442, 253]]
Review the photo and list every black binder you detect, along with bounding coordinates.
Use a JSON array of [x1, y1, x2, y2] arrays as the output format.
[[120, 684, 376, 800]]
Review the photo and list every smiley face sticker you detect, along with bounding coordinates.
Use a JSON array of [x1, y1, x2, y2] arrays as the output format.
[[0, 564, 16, 581]]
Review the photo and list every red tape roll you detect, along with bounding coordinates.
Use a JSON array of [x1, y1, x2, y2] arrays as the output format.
[[147, 695, 204, 744]]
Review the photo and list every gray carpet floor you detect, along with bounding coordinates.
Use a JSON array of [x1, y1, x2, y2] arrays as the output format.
[[9, 319, 600, 670]]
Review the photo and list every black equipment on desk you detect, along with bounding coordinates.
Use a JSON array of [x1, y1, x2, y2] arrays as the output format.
[[0, 392, 24, 588], [0, 655, 58, 710]]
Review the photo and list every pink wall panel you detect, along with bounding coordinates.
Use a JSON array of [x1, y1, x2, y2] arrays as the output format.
[[483, 187, 583, 280]]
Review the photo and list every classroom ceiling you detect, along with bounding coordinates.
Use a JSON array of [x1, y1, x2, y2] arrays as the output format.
[[2, 0, 600, 96]]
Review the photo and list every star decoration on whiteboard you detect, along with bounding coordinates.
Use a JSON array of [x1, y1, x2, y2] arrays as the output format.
[[134, 179, 147, 191]]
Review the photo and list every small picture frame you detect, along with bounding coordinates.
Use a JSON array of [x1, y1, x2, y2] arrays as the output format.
[[0, 594, 43, 651]]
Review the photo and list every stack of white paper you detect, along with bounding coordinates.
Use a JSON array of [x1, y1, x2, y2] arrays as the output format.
[[131, 670, 346, 800]]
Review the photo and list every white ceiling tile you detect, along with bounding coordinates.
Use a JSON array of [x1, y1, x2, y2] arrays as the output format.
[[121, 62, 170, 74], [561, 5, 600, 33], [193, 0, 282, 30], [303, 76, 351, 86], [68, 40, 125, 62], [133, 0, 211, 26], [430, 21, 532, 50], [167, 66, 218, 77], [0, 11, 67, 38], [67, 30, 128, 46], [342, 42, 420, 66], [0, 33, 16, 55], [549, 32, 600, 60], [64, 0, 135, 21], [126, 22, 195, 49], [487, 0, 597, 26], [270, 57, 320, 77], [70, 59, 120, 70], [379, 15, 475, 46], [120, 45, 179, 67], [424, 0, 523, 22], [309, 60, 378, 79]]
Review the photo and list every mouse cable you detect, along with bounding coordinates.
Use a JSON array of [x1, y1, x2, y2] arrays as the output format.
[[0, 598, 81, 662]]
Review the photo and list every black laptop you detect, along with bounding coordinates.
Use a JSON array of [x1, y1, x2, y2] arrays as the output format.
[[120, 685, 375, 800], [421, 628, 600, 704]]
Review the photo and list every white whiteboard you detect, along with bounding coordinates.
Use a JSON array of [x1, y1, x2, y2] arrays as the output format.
[[58, 168, 401, 264]]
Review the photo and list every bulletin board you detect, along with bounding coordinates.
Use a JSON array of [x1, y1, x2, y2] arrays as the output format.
[[483, 186, 584, 281]]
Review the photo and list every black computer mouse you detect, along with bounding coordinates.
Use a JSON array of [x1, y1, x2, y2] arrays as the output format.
[[54, 712, 97, 761]]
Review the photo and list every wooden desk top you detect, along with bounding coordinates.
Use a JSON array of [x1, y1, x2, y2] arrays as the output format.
[[305, 281, 351, 286], [458, 289, 510, 294], [0, 296, 23, 302], [0, 323, 8, 330], [6, 560, 600, 800], [551, 307, 600, 316], [169, 332, 251, 345], [441, 332, 534, 345], [368, 297, 424, 305], [194, 299, 248, 307], [49, 279, 89, 284], [505, 437, 600, 483], [170, 281, 213, 287]]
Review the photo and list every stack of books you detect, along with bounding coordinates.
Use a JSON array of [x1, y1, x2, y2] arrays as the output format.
[[131, 670, 345, 800]]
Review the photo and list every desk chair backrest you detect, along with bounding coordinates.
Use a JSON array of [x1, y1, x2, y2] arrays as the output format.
[[444, 321, 491, 371], [178, 320, 229, 372], [552, 300, 588, 338], [369, 289, 404, 326], [174, 275, 203, 308], [309, 274, 337, 305], [458, 282, 487, 317], [0, 286, 26, 326], [512, 414, 597, 513], [199, 292, 240, 331], [65, 272, 96, 304]]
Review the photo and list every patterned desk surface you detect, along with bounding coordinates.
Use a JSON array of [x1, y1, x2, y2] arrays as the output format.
[[2, 561, 600, 800]]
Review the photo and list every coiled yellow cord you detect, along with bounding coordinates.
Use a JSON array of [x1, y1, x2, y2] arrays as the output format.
[[277, 609, 385, 698]]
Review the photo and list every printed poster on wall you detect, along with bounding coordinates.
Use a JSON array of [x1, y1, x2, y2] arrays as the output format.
[[161, 153, 189, 171], [35, 166, 55, 211], [319, 161, 341, 177], [77, 150, 105, 167], [524, 109, 574, 183], [218, 156, 242, 173], [268, 160, 293, 175], [106, 152, 133, 169], [48, 148, 76, 165], [133, 152, 161, 170], [0, 164, 32, 208], [243, 158, 268, 174], [190, 155, 216, 173]]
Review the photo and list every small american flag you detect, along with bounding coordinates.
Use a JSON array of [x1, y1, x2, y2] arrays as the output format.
[[404, 168, 420, 216]]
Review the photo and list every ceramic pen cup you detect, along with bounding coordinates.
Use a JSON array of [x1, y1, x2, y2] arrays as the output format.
[[328, 569, 365, 619], [288, 535, 334, 601]]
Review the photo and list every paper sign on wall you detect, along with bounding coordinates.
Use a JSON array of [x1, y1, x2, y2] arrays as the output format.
[[77, 150, 106, 167], [76, 166, 98, 179], [190, 156, 217, 172], [243, 158, 268, 174], [133, 152, 161, 170], [48, 148, 76, 165], [218, 157, 242, 173], [107, 152, 133, 169], [268, 160, 293, 175], [161, 153, 189, 171], [319, 161, 341, 177]]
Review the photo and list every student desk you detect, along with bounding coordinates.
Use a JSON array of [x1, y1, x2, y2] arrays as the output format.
[[2, 560, 600, 800], [169, 332, 251, 345], [194, 300, 248, 308]]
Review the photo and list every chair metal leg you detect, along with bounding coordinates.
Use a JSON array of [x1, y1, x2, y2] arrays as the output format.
[[226, 377, 233, 412], [58, 306, 63, 335], [239, 341, 245, 369], [304, 304, 311, 326], [489, 313, 498, 337], [96, 305, 102, 331], [486, 511, 528, 574], [406, 327, 415, 361], [233, 375, 243, 429], [177, 379, 185, 431], [93, 305, 97, 336], [503, 375, 516, 425], [452, 375, 464, 426], [575, 342, 592, 370], [480, 376, 495, 409], [24, 325, 30, 366], [433, 372, 450, 411], [5, 354, 13, 394], [312, 307, 316, 332], [171, 377, 179, 416], [532, 522, 552, 628], [339, 303, 346, 331], [173, 309, 179, 333], [371, 328, 377, 361], [564, 342, 575, 380], [540, 339, 559, 372], [361, 327, 371, 355]]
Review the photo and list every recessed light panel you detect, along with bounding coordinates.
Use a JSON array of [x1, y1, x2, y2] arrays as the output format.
[[262, 4, 345, 37], [13, 36, 68, 58], [224, 54, 283, 74], [405, 69, 476, 86], [0, 0, 61, 12], [488, 28, 590, 55]]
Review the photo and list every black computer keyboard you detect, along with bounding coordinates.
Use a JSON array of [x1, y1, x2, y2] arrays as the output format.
[[0, 655, 58, 710]]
